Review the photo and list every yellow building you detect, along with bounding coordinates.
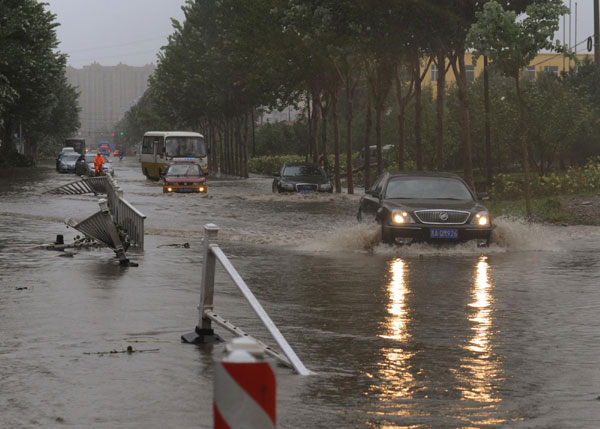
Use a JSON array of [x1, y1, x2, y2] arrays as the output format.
[[423, 52, 593, 87]]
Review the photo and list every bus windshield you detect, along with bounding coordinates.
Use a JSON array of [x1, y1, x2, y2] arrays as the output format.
[[165, 136, 206, 158]]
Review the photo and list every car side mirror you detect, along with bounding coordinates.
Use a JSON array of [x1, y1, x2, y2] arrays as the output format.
[[476, 192, 490, 201], [273, 172, 280, 177]]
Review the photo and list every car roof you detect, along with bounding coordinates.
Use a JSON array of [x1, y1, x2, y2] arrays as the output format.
[[283, 162, 320, 167], [386, 171, 465, 180]]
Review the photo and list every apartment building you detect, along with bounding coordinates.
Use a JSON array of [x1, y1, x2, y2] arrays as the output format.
[[66, 63, 155, 146]]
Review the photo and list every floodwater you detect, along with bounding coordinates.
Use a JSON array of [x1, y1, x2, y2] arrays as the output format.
[[1, 158, 600, 428]]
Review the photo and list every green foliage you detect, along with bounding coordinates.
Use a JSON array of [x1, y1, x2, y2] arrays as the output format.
[[248, 155, 306, 176], [491, 159, 600, 200], [253, 120, 308, 156], [0, 151, 35, 168], [0, 0, 79, 157]]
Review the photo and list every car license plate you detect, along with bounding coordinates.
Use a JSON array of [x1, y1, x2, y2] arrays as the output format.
[[300, 189, 313, 194], [430, 228, 458, 239]]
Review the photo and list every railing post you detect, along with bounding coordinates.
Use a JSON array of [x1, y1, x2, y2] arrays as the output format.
[[181, 223, 223, 344]]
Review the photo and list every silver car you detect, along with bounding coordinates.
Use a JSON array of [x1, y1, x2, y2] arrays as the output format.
[[58, 153, 80, 173]]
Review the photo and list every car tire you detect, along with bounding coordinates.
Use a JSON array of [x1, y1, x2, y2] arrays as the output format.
[[272, 181, 278, 193], [357, 208, 363, 222], [381, 225, 394, 244]]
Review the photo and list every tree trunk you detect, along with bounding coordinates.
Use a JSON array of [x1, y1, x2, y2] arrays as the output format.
[[375, 107, 383, 176], [394, 63, 411, 171], [413, 55, 423, 171], [364, 91, 373, 189], [435, 51, 447, 171], [320, 93, 329, 159], [242, 112, 249, 178], [331, 89, 341, 193], [310, 89, 320, 163], [483, 56, 492, 189], [451, 51, 474, 189], [345, 74, 355, 194], [515, 76, 532, 218]]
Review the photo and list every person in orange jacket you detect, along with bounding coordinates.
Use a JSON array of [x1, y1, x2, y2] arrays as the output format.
[[94, 152, 105, 176]]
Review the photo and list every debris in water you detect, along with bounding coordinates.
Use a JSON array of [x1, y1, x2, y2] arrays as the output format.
[[83, 346, 160, 356], [16, 287, 28, 290], [157, 242, 190, 248]]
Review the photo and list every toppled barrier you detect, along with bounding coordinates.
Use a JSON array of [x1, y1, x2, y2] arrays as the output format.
[[46, 175, 145, 265]]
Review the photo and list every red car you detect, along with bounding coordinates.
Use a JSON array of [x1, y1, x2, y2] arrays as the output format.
[[162, 161, 207, 193]]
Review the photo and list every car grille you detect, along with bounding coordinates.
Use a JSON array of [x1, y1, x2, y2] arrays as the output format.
[[414, 210, 470, 224], [296, 183, 318, 192]]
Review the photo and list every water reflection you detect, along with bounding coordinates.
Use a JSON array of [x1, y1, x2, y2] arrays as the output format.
[[459, 255, 502, 404], [376, 258, 416, 399]]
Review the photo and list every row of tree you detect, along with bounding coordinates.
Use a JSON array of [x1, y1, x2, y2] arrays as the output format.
[[0, 0, 80, 161], [117, 0, 584, 212]]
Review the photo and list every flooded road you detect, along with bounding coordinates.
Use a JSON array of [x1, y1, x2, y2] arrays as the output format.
[[2, 158, 600, 428]]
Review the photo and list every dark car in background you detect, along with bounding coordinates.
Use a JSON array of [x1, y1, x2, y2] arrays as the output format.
[[57, 152, 81, 173], [358, 171, 492, 246], [272, 162, 333, 193]]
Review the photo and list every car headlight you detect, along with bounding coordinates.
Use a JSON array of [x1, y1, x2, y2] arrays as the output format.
[[391, 210, 415, 224], [472, 211, 490, 226], [281, 182, 294, 191], [318, 183, 332, 191]]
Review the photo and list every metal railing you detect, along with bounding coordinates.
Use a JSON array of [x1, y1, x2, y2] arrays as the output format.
[[182, 223, 311, 376], [97, 175, 146, 249], [46, 174, 146, 250]]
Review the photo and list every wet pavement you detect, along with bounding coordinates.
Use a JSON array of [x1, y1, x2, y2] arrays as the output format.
[[2, 158, 600, 428]]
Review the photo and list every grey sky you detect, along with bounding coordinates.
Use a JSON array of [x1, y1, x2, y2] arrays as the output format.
[[44, 0, 187, 68], [44, 0, 595, 69]]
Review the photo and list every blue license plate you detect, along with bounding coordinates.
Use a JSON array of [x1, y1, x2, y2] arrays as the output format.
[[430, 228, 459, 239], [300, 189, 313, 194]]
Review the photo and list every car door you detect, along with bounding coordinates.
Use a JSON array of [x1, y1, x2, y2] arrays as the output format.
[[359, 173, 386, 221]]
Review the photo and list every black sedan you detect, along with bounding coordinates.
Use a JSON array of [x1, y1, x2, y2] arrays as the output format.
[[358, 171, 493, 246], [272, 162, 333, 193]]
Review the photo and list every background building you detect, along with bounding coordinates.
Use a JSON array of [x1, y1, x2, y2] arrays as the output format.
[[66, 63, 155, 147]]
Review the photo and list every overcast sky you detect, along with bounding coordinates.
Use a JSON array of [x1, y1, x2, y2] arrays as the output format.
[[44, 0, 187, 68], [44, 0, 595, 69]]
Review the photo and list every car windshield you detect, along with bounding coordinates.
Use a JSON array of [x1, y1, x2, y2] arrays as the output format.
[[85, 154, 96, 162], [385, 177, 473, 200], [63, 154, 80, 161], [167, 164, 201, 176], [283, 165, 323, 177]]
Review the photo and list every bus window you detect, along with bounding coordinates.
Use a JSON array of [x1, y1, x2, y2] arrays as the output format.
[[165, 136, 206, 158]]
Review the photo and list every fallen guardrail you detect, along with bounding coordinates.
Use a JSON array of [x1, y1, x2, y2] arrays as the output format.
[[47, 175, 145, 249], [182, 223, 311, 375]]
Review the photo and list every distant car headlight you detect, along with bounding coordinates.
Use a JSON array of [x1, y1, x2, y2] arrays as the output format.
[[391, 210, 415, 224], [318, 183, 332, 191], [472, 211, 490, 226], [167, 187, 173, 192]]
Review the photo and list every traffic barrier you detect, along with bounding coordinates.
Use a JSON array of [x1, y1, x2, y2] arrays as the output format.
[[46, 175, 146, 249], [182, 223, 311, 376], [214, 338, 276, 429]]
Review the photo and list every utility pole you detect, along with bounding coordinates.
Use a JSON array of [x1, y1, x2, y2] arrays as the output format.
[[595, 0, 600, 68]]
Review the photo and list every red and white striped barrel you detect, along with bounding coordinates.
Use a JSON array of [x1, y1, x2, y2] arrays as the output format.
[[214, 342, 276, 428]]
